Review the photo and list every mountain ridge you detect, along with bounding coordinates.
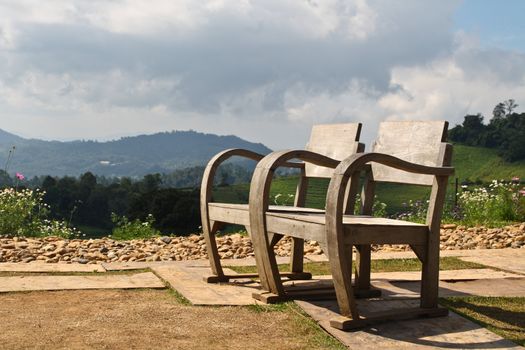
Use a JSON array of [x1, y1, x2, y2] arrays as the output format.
[[0, 129, 272, 177]]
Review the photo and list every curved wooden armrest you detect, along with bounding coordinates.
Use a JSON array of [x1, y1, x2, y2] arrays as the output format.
[[249, 149, 340, 213], [201, 149, 265, 203], [201, 148, 308, 203], [325, 152, 454, 229], [333, 152, 454, 178], [255, 149, 340, 172]]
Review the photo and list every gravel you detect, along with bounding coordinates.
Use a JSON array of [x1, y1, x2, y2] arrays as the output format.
[[0, 223, 523, 264]]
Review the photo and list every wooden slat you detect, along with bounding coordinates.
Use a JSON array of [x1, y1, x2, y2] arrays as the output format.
[[344, 225, 428, 245], [305, 123, 362, 178], [208, 203, 325, 226], [267, 212, 426, 227], [421, 143, 452, 308], [330, 307, 449, 330], [371, 121, 448, 185], [265, 215, 326, 243], [291, 171, 308, 273], [355, 167, 374, 291]]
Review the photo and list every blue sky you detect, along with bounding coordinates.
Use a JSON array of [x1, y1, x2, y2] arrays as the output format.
[[455, 0, 525, 52], [0, 1, 524, 148]]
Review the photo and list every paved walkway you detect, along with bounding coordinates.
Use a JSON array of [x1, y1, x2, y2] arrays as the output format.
[[0, 248, 524, 349]]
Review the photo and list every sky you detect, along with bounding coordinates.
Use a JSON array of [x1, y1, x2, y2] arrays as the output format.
[[0, 0, 524, 149]]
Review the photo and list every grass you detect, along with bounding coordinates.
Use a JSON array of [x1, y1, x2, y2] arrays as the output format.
[[246, 302, 345, 349], [76, 225, 110, 238], [227, 257, 487, 275], [453, 144, 525, 183], [440, 296, 525, 346]]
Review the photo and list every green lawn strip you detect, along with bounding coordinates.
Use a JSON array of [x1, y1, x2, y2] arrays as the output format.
[[246, 302, 346, 350], [440, 296, 525, 346], [227, 257, 487, 275], [0, 268, 150, 277]]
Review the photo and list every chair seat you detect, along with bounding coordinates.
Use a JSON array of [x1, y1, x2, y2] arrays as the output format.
[[208, 202, 325, 226], [265, 212, 429, 245], [209, 203, 428, 245]]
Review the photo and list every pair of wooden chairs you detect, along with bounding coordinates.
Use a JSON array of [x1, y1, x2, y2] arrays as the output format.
[[201, 121, 454, 330]]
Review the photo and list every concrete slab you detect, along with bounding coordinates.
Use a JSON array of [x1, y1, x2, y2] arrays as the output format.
[[459, 254, 525, 275], [151, 264, 261, 306], [296, 299, 521, 349], [372, 278, 525, 299], [101, 261, 198, 271], [0, 262, 105, 273], [0, 272, 165, 292], [371, 269, 522, 282]]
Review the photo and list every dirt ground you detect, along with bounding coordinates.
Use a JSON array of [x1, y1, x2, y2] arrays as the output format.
[[0, 289, 336, 350]]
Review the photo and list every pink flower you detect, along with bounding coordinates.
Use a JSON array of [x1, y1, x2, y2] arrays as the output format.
[[520, 190, 525, 196], [15, 172, 24, 181], [512, 176, 520, 183]]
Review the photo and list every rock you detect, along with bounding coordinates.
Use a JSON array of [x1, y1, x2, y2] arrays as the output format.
[[442, 224, 457, 229], [78, 258, 89, 264], [160, 236, 172, 244]]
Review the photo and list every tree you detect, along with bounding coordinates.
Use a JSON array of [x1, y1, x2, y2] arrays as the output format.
[[493, 102, 506, 119], [504, 99, 518, 115]]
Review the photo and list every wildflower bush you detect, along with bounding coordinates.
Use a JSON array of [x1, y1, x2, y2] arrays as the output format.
[[396, 199, 429, 223], [354, 194, 388, 217], [0, 188, 79, 237], [273, 193, 295, 206], [110, 213, 161, 240], [458, 179, 525, 226]]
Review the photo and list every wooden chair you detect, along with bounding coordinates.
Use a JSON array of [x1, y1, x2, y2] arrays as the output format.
[[201, 123, 364, 283], [248, 121, 454, 330]]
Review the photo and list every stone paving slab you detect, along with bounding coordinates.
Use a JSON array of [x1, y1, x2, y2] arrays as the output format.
[[101, 261, 192, 271], [371, 269, 522, 282], [296, 299, 521, 349], [0, 262, 105, 272], [372, 278, 525, 299], [0, 272, 165, 292], [459, 255, 525, 275], [151, 264, 261, 306]]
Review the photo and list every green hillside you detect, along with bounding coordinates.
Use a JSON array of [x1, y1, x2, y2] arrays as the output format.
[[453, 145, 525, 182], [213, 144, 525, 215]]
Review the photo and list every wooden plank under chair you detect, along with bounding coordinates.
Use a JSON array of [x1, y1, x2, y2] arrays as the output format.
[[200, 123, 364, 283], [248, 121, 454, 330]]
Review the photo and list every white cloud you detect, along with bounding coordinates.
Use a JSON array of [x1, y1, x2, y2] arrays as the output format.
[[0, 0, 524, 149]]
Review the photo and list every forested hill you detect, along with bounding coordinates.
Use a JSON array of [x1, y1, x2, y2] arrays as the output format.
[[0, 129, 271, 177]]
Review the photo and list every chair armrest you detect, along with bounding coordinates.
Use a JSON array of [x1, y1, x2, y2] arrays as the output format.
[[325, 152, 454, 227], [249, 149, 340, 212], [333, 152, 454, 178], [200, 149, 265, 203], [201, 148, 308, 202]]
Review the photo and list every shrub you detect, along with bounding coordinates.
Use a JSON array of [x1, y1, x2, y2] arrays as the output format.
[[458, 179, 525, 226], [395, 199, 429, 223], [0, 188, 78, 237], [110, 213, 161, 240]]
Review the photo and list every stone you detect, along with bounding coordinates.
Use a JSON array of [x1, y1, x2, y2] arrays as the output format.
[[160, 236, 172, 244]]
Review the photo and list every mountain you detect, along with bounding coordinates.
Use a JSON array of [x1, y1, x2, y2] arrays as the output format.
[[0, 129, 272, 177], [0, 129, 23, 143]]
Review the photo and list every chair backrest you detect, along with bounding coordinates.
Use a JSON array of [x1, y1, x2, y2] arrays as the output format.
[[371, 121, 449, 186], [305, 123, 363, 178]]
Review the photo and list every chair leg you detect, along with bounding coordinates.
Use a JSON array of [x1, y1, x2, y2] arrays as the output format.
[[290, 237, 304, 273], [354, 245, 381, 298], [421, 246, 439, 308], [354, 244, 370, 290], [329, 243, 360, 319], [203, 220, 229, 283]]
